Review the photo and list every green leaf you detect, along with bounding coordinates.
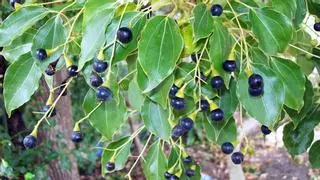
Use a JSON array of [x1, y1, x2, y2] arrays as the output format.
[[309, 140, 320, 168], [270, 0, 297, 19], [128, 78, 145, 110], [101, 137, 132, 175], [220, 79, 239, 120], [293, 0, 307, 26], [283, 107, 320, 156], [2, 29, 36, 63], [192, 3, 214, 41], [237, 64, 285, 128], [83, 88, 127, 140], [31, 16, 67, 71], [286, 79, 314, 128], [104, 12, 147, 64], [249, 8, 293, 54], [138, 16, 183, 92], [143, 141, 167, 180], [226, 0, 259, 26], [307, 0, 320, 17], [208, 19, 232, 87], [79, 6, 115, 69], [141, 98, 171, 140], [0, 6, 48, 46], [203, 115, 237, 145], [3, 54, 42, 116], [270, 57, 306, 110]]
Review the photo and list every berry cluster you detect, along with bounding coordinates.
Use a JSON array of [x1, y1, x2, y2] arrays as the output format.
[[221, 142, 244, 165], [170, 84, 186, 110], [172, 117, 194, 138], [248, 73, 264, 97], [164, 156, 196, 179]]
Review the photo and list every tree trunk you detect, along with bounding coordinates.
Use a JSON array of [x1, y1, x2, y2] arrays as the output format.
[[40, 71, 79, 180]]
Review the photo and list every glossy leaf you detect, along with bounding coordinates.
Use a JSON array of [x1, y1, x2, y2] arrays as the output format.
[[3, 54, 42, 116], [203, 115, 237, 145], [82, 0, 116, 27], [293, 0, 307, 26], [309, 140, 320, 168], [249, 8, 293, 54], [105, 12, 147, 64], [237, 64, 285, 128], [143, 141, 167, 180], [270, 0, 297, 19], [79, 6, 115, 69], [2, 29, 36, 63], [208, 19, 232, 87], [270, 57, 305, 110], [0, 6, 48, 46], [101, 137, 132, 175], [180, 23, 196, 57], [307, 0, 320, 17], [128, 78, 145, 110], [83, 88, 127, 140], [138, 16, 183, 92], [141, 98, 171, 140], [283, 107, 320, 155], [220, 79, 239, 120], [31, 16, 67, 71], [192, 3, 214, 41], [286, 79, 314, 128], [226, 0, 259, 25]]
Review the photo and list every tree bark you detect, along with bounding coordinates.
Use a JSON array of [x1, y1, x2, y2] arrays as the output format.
[[40, 71, 79, 180]]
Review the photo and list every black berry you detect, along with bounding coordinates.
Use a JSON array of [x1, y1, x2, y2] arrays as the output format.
[[169, 84, 179, 98], [231, 152, 244, 165], [223, 60, 237, 72], [36, 48, 47, 61], [210, 108, 224, 122], [221, 142, 234, 154], [170, 97, 185, 110], [0, 47, 3, 51], [164, 171, 173, 179], [248, 74, 263, 89], [90, 72, 103, 87], [183, 156, 192, 164], [71, 131, 83, 143], [180, 117, 194, 131], [45, 66, 55, 76], [186, 169, 195, 177], [23, 135, 37, 148], [106, 162, 115, 171], [117, 27, 133, 43], [198, 99, 209, 112], [172, 125, 186, 138], [211, 76, 224, 89], [210, 4, 223, 16], [93, 59, 108, 73], [96, 86, 112, 101], [248, 86, 264, 97], [261, 125, 271, 135], [191, 53, 200, 62], [314, 22, 320, 32], [42, 105, 56, 117], [67, 65, 78, 77]]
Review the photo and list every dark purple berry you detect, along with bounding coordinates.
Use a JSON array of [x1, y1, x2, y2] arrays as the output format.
[[191, 53, 200, 62], [170, 97, 185, 110], [117, 27, 133, 43], [210, 108, 224, 121], [71, 131, 83, 143], [211, 76, 224, 89], [172, 125, 186, 138], [93, 59, 108, 73], [223, 60, 237, 72], [106, 162, 115, 171], [210, 4, 223, 16], [314, 22, 320, 32], [221, 142, 234, 154], [248, 86, 264, 97], [170, 175, 179, 180], [231, 152, 244, 164], [42, 105, 56, 117], [90, 72, 103, 87], [198, 99, 209, 112], [169, 84, 179, 98], [180, 118, 194, 131], [165, 171, 173, 179], [183, 156, 192, 164], [186, 169, 195, 177], [36, 48, 47, 61], [67, 65, 78, 77], [248, 74, 263, 89], [23, 135, 37, 148], [261, 125, 271, 135], [96, 86, 112, 101]]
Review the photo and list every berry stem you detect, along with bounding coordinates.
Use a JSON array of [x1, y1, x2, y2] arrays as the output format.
[[76, 102, 103, 125], [46, 91, 54, 106]]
